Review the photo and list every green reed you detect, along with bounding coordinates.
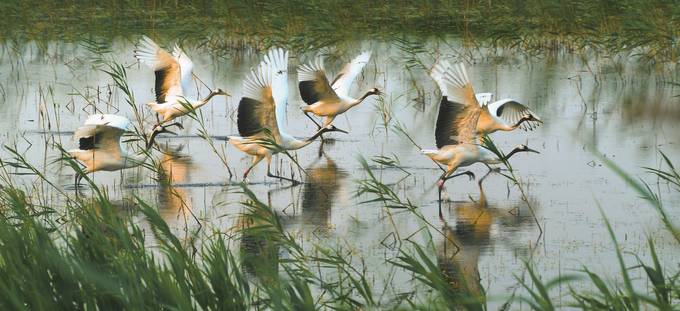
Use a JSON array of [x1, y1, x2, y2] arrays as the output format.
[[2, 1, 680, 64], [0, 139, 677, 308]]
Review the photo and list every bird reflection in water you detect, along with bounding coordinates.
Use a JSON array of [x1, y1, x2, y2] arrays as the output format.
[[156, 143, 197, 225], [282, 150, 347, 234], [236, 188, 289, 283], [437, 171, 538, 307]]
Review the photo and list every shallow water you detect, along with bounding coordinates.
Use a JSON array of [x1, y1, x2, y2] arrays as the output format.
[[2, 39, 680, 307]]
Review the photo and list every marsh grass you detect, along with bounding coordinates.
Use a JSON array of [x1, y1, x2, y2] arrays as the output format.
[[591, 147, 680, 243], [0, 138, 677, 309], [2, 1, 680, 65]]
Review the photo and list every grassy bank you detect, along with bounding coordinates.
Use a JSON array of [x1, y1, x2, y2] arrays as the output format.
[[1, 0, 679, 63]]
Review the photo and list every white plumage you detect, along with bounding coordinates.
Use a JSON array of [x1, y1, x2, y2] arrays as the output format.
[[134, 36, 227, 128], [229, 48, 345, 184], [424, 62, 540, 213], [69, 114, 149, 186], [331, 51, 372, 97], [431, 59, 541, 134], [298, 51, 380, 131]]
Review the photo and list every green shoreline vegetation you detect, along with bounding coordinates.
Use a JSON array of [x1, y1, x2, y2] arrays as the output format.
[[1, 0, 679, 63]]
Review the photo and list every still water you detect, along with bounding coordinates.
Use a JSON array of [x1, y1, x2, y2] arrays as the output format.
[[1, 39, 679, 307]]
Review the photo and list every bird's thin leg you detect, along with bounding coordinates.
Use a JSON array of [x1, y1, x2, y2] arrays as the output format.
[[266, 161, 301, 185], [243, 156, 263, 182], [484, 162, 503, 173], [437, 169, 451, 217], [318, 141, 325, 158], [437, 167, 474, 216], [478, 169, 493, 188], [74, 172, 85, 196], [166, 122, 184, 130], [323, 116, 348, 134], [443, 170, 475, 182], [304, 112, 322, 129], [438, 187, 443, 218]]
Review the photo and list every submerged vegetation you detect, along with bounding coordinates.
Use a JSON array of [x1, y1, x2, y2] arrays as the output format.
[[2, 0, 680, 63]]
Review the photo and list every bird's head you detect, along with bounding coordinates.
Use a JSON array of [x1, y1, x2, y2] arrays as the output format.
[[368, 88, 382, 96], [513, 144, 540, 154], [321, 124, 348, 134], [213, 88, 230, 96]]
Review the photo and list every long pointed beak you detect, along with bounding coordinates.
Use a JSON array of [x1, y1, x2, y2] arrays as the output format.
[[335, 128, 349, 134], [527, 147, 540, 154]]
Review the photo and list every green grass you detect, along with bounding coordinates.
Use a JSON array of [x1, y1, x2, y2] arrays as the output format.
[[0, 144, 678, 309], [1, 0, 680, 63]]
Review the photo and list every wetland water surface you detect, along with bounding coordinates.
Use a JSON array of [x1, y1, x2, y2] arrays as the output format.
[[2, 39, 679, 307]]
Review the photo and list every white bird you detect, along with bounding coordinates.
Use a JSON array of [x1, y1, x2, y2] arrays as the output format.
[[229, 48, 346, 184], [421, 62, 539, 212], [134, 36, 228, 130], [297, 51, 381, 132], [68, 114, 173, 187], [431, 60, 541, 135]]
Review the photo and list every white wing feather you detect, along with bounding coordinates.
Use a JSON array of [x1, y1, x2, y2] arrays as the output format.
[[82, 114, 131, 131], [431, 60, 476, 105], [475, 93, 494, 106], [73, 114, 130, 156], [172, 44, 194, 94], [134, 36, 183, 100], [134, 36, 169, 71], [263, 48, 289, 135], [331, 51, 371, 97]]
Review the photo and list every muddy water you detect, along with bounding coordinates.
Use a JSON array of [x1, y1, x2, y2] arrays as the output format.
[[1, 39, 679, 307]]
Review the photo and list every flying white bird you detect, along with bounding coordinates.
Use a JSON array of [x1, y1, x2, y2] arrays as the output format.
[[68, 114, 175, 187], [229, 48, 346, 184], [297, 51, 381, 132], [431, 60, 541, 134], [134, 36, 228, 130], [421, 62, 539, 212]]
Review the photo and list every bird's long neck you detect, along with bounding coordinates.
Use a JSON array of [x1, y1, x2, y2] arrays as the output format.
[[504, 148, 523, 160], [287, 128, 327, 150], [192, 91, 219, 110], [306, 128, 327, 142], [348, 90, 374, 109]]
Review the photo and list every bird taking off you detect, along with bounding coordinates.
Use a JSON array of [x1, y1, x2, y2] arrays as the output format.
[[134, 36, 228, 131]]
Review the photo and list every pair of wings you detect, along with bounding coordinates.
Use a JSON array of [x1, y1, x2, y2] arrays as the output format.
[[236, 50, 370, 141], [237, 48, 289, 141], [73, 114, 131, 156], [431, 60, 482, 148], [297, 51, 371, 105], [431, 61, 540, 148], [134, 36, 194, 103]]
